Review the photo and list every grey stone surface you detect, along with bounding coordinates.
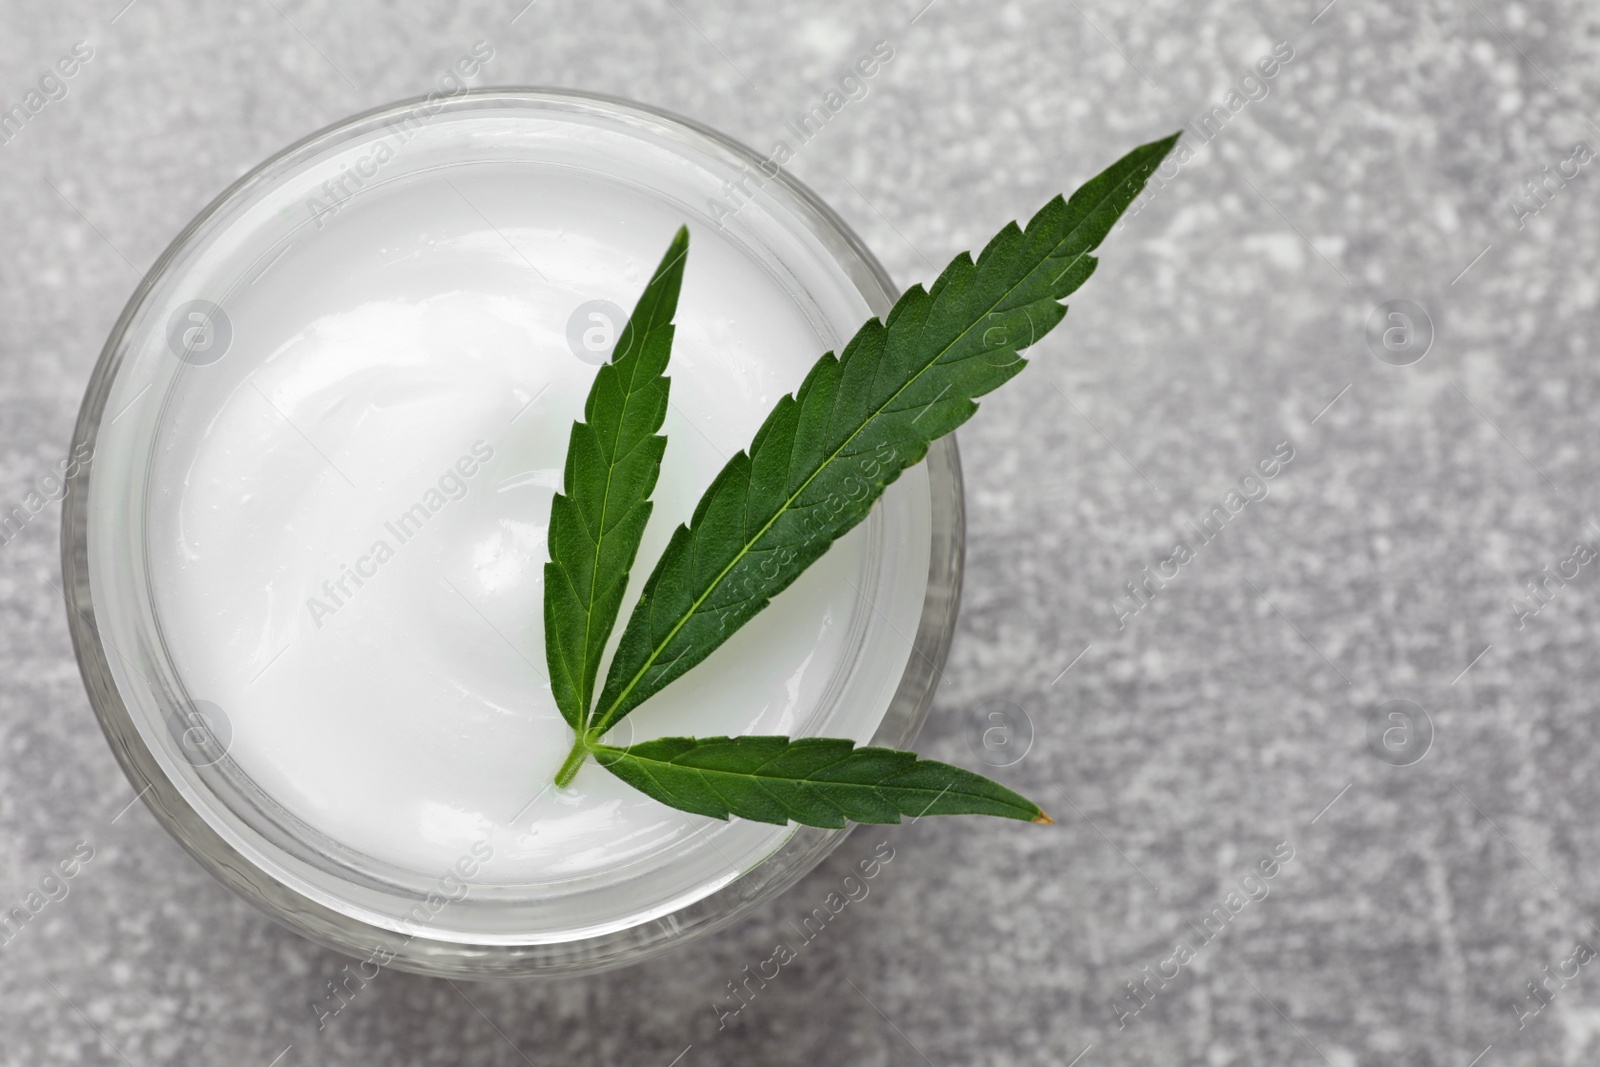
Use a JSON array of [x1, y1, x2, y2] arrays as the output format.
[[3, 0, 1599, 1063]]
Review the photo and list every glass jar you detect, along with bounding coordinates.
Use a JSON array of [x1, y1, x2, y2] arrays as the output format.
[[61, 88, 963, 977]]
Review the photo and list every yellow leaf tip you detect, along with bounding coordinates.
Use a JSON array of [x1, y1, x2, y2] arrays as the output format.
[[1033, 810, 1054, 825]]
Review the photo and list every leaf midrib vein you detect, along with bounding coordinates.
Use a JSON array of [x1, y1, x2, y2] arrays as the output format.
[[610, 746, 1000, 800], [572, 321, 666, 727]]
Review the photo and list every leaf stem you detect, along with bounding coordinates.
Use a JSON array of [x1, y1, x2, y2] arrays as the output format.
[[554, 733, 591, 787]]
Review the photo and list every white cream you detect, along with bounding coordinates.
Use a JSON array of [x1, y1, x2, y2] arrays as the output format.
[[113, 105, 933, 942]]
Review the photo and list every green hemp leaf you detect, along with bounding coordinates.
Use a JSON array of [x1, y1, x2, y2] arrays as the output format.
[[544, 227, 687, 733], [593, 737, 1052, 825], [548, 133, 1180, 826]]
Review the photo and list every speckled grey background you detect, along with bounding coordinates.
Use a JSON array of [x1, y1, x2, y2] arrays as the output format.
[[3, 0, 1599, 1063]]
